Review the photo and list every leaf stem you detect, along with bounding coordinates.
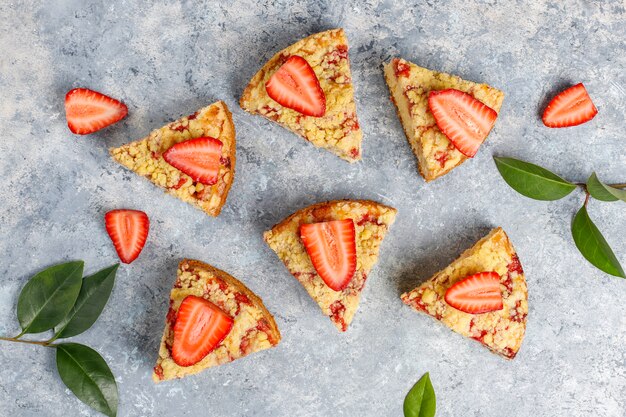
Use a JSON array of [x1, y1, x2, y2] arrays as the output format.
[[608, 183, 626, 189], [0, 336, 57, 348]]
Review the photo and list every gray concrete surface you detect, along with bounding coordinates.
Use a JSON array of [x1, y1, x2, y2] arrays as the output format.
[[0, 1, 625, 416]]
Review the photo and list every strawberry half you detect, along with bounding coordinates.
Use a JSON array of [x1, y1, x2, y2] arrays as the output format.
[[162, 137, 223, 185], [444, 272, 503, 314], [300, 219, 357, 291], [265, 55, 326, 117], [428, 89, 498, 157], [65, 88, 128, 135], [171, 295, 234, 367], [542, 83, 598, 128], [104, 209, 149, 264]]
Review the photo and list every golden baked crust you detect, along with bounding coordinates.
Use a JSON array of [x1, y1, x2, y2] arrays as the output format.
[[110, 101, 236, 216], [240, 29, 362, 162], [153, 259, 281, 382], [383, 58, 504, 181], [264, 200, 397, 331], [401, 228, 528, 359]]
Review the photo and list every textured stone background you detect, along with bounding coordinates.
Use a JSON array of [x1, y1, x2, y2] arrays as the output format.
[[0, 1, 625, 416]]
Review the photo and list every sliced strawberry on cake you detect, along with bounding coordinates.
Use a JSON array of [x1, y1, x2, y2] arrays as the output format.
[[110, 101, 235, 217], [401, 228, 528, 359], [240, 29, 363, 162], [153, 259, 281, 382], [264, 200, 397, 331], [383, 58, 504, 181]]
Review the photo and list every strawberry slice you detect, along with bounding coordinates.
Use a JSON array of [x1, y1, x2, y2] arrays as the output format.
[[162, 137, 223, 185], [428, 89, 498, 157], [171, 295, 234, 367], [300, 219, 356, 291], [444, 272, 503, 314], [104, 209, 149, 264], [265, 55, 326, 117], [65, 88, 128, 135], [542, 83, 598, 128]]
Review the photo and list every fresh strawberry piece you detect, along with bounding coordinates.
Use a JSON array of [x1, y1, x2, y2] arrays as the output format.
[[542, 83, 598, 128], [65, 88, 128, 135], [104, 209, 149, 264], [300, 219, 356, 291], [428, 89, 498, 157], [265, 55, 326, 117], [171, 295, 234, 367], [444, 272, 503, 314], [162, 137, 223, 185]]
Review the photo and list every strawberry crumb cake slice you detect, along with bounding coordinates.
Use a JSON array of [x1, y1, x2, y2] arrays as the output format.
[[153, 259, 281, 382], [240, 29, 363, 162], [384, 58, 505, 181], [401, 228, 527, 359], [264, 200, 397, 331], [110, 100, 235, 217]]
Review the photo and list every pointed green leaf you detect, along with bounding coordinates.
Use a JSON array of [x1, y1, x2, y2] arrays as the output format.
[[56, 343, 118, 417], [404, 372, 436, 417], [54, 264, 119, 339], [17, 261, 84, 334], [572, 205, 625, 278], [586, 172, 626, 203], [494, 157, 577, 201]]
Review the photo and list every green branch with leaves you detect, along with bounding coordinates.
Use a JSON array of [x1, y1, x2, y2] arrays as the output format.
[[0, 261, 119, 417], [494, 157, 625, 278]]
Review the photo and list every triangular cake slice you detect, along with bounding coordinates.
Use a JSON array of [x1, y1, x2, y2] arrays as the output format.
[[110, 101, 236, 216], [264, 200, 397, 331], [240, 29, 363, 162], [401, 228, 527, 359], [153, 259, 281, 382], [383, 58, 504, 181]]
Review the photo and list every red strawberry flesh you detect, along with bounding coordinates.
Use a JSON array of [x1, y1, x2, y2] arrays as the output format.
[[65, 88, 128, 135], [171, 295, 234, 367], [162, 137, 223, 186], [265, 55, 326, 117], [428, 89, 498, 157], [444, 271, 503, 314], [542, 83, 598, 128], [300, 219, 356, 291], [104, 209, 149, 264]]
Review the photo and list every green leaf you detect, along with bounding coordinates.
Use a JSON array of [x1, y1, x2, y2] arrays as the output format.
[[572, 205, 625, 278], [494, 157, 577, 201], [17, 261, 84, 334], [404, 372, 436, 417], [586, 172, 626, 203], [54, 264, 119, 339], [56, 343, 118, 417]]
